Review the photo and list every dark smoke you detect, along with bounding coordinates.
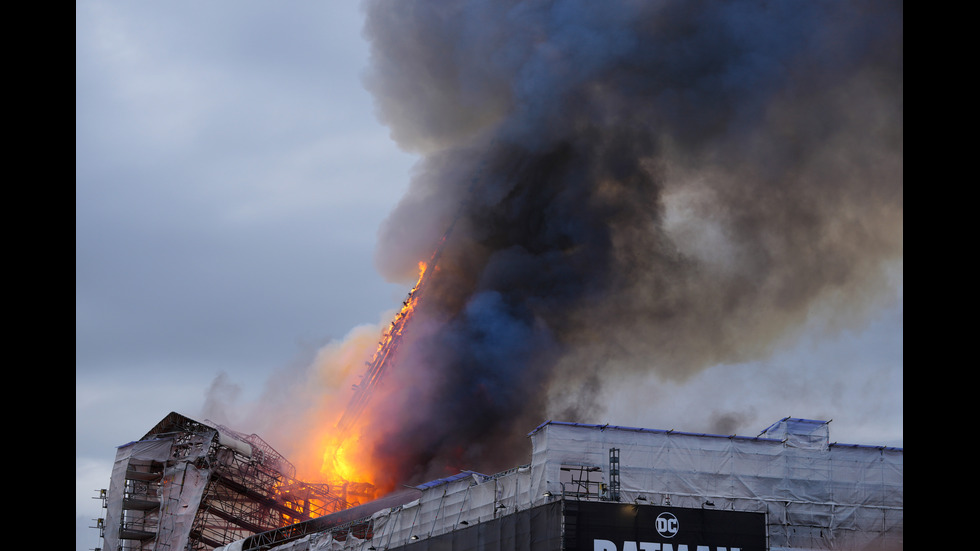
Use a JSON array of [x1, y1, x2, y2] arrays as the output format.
[[360, 0, 902, 486]]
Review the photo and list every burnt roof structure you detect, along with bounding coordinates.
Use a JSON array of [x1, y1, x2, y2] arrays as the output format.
[[97, 412, 366, 551]]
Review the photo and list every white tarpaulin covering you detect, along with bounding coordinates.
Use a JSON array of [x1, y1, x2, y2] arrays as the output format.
[[217, 419, 901, 551], [103, 432, 215, 551], [529, 421, 902, 550]]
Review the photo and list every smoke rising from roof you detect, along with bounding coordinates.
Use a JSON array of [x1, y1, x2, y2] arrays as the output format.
[[352, 0, 902, 484]]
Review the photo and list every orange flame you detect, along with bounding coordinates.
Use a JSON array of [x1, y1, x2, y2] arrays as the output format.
[[290, 260, 431, 511]]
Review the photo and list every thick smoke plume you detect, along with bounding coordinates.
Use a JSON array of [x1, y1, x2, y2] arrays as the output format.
[[348, 0, 902, 487], [210, 0, 901, 495]]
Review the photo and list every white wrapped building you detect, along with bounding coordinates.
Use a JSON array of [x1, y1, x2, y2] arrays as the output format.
[[214, 417, 902, 551]]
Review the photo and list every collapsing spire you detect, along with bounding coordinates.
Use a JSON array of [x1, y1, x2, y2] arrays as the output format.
[[335, 253, 431, 433], [335, 150, 494, 433]]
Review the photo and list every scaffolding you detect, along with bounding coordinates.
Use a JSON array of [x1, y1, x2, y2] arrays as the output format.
[[99, 412, 367, 551]]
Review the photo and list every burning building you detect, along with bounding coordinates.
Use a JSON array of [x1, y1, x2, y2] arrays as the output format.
[[90, 2, 904, 549], [95, 414, 902, 551], [95, 412, 375, 551]]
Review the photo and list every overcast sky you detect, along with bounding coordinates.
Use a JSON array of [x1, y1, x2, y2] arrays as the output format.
[[76, 3, 902, 550]]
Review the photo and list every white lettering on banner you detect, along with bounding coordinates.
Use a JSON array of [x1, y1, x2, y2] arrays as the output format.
[[625, 543, 667, 551], [593, 542, 741, 551]]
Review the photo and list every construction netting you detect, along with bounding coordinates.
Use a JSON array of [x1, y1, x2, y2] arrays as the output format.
[[216, 501, 563, 551], [217, 419, 902, 551], [103, 432, 215, 551], [528, 420, 902, 551]]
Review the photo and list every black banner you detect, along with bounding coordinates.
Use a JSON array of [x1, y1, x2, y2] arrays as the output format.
[[566, 501, 766, 551], [385, 501, 563, 551]]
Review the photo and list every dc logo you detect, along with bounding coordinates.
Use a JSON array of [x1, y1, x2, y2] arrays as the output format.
[[655, 512, 679, 538]]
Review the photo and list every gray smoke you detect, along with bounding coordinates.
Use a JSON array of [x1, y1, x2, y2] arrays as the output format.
[[358, 0, 902, 486]]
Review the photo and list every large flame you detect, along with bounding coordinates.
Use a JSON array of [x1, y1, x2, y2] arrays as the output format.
[[289, 260, 431, 510]]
